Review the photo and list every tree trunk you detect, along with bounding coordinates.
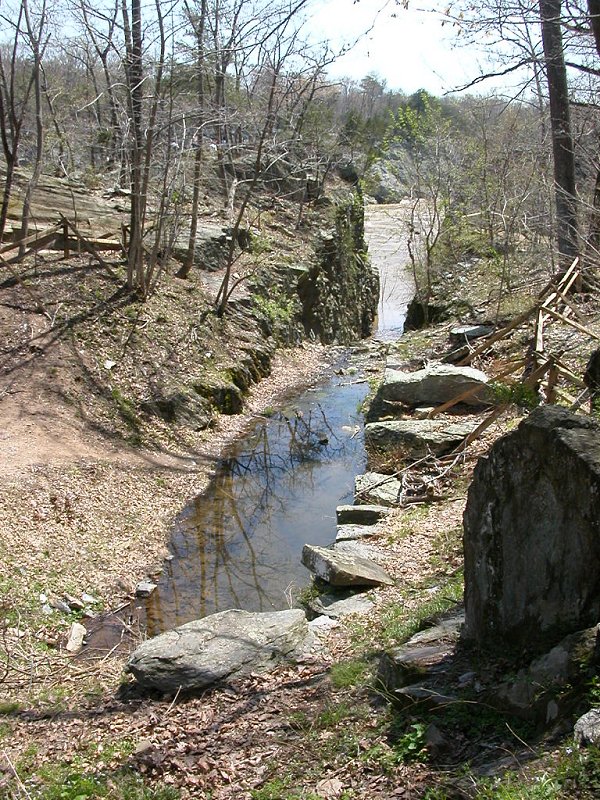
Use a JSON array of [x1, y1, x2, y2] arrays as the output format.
[[586, 1, 600, 260], [180, 0, 208, 279], [123, 0, 145, 293], [539, 0, 579, 265]]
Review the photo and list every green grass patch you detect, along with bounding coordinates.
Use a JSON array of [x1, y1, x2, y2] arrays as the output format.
[[329, 658, 370, 689]]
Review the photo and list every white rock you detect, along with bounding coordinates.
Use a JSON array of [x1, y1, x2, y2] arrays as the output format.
[[66, 622, 87, 653]]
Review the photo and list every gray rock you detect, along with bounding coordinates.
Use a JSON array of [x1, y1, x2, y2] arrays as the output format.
[[336, 504, 392, 524], [64, 594, 85, 611], [491, 626, 600, 722], [363, 160, 406, 204], [413, 406, 436, 419], [302, 544, 393, 587], [126, 608, 310, 693], [464, 406, 600, 653], [393, 685, 457, 709], [381, 363, 492, 407], [365, 418, 478, 458], [65, 622, 87, 654], [49, 598, 72, 614], [171, 223, 230, 272], [135, 581, 158, 598], [309, 591, 374, 619], [355, 472, 402, 506], [575, 709, 600, 746], [378, 644, 453, 693], [336, 524, 380, 542], [333, 540, 389, 563], [449, 325, 494, 344]]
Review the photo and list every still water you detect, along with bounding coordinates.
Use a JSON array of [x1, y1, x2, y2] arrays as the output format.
[[141, 205, 414, 635], [145, 371, 370, 636]]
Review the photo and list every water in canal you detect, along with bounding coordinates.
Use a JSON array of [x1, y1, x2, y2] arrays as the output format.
[[138, 207, 414, 636], [145, 368, 370, 636]]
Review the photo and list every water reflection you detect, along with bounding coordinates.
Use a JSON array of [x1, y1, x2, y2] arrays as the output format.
[[145, 379, 369, 636]]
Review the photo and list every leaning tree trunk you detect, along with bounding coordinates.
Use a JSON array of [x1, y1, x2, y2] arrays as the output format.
[[539, 0, 579, 266]]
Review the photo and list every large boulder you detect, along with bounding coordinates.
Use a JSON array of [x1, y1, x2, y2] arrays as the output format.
[[302, 544, 393, 587], [464, 406, 600, 654], [365, 418, 478, 458], [381, 363, 493, 407], [126, 609, 310, 693]]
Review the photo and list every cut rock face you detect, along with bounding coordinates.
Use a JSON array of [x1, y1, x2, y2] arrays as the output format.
[[302, 544, 393, 587], [381, 363, 493, 407], [126, 609, 310, 693], [464, 405, 600, 654]]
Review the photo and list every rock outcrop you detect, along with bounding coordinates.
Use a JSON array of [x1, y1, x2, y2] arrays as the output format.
[[297, 193, 379, 344], [126, 609, 310, 693], [463, 405, 600, 653]]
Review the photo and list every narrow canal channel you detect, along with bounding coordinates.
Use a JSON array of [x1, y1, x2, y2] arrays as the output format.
[[140, 205, 414, 636]]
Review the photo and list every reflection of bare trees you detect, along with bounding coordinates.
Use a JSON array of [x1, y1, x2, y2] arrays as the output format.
[[146, 383, 368, 635]]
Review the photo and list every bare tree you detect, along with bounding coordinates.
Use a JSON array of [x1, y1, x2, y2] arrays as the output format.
[[0, 1, 48, 241]]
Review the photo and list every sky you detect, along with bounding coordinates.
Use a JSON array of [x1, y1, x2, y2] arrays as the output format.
[[306, 0, 498, 97]]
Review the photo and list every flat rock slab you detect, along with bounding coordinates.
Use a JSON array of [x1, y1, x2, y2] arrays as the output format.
[[309, 591, 375, 619], [381, 363, 492, 407], [336, 524, 381, 542], [302, 544, 393, 587], [126, 609, 310, 693], [336, 504, 392, 524], [365, 419, 478, 458], [334, 540, 389, 563], [449, 325, 494, 344], [378, 644, 454, 693], [355, 472, 402, 506]]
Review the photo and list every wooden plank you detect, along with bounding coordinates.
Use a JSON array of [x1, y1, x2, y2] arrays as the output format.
[[0, 223, 61, 256], [65, 237, 122, 251], [553, 288, 589, 325], [543, 306, 600, 341], [553, 359, 586, 388], [546, 365, 559, 403], [59, 214, 113, 272], [534, 309, 545, 356], [457, 302, 541, 365], [451, 359, 553, 454]]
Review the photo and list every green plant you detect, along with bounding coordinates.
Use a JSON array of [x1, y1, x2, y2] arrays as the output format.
[[587, 675, 600, 706], [110, 387, 141, 431], [396, 722, 429, 762], [250, 778, 299, 800], [490, 381, 540, 409], [377, 573, 463, 648], [0, 701, 22, 714], [329, 659, 369, 689]]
